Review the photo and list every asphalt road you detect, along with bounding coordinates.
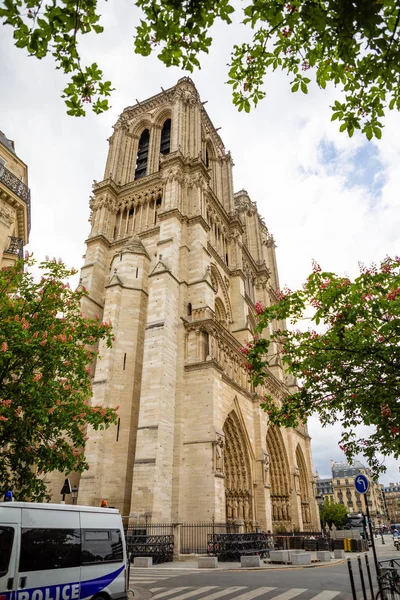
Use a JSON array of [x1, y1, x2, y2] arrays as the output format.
[[130, 536, 400, 600]]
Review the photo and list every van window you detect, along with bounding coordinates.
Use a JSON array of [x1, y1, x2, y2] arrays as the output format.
[[82, 529, 123, 564], [20, 528, 81, 572], [0, 527, 14, 576]]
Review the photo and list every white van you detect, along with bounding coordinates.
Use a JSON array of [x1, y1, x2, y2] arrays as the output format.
[[0, 502, 128, 600]]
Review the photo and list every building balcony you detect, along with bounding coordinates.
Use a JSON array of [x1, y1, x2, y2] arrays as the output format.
[[0, 162, 31, 233]]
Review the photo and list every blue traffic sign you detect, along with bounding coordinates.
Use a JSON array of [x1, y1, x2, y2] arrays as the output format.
[[354, 474, 370, 494]]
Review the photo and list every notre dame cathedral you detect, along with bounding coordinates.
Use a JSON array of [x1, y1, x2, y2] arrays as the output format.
[[51, 78, 319, 532]]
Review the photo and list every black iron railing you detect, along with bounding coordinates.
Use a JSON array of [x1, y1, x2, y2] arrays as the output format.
[[180, 522, 229, 554], [6, 236, 23, 259], [208, 532, 274, 562], [0, 163, 31, 233], [125, 533, 174, 564]]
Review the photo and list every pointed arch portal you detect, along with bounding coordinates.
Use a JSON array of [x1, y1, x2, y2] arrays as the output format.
[[223, 411, 253, 529], [266, 425, 292, 531]]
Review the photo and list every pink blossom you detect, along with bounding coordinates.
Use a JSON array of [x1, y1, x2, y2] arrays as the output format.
[[1, 399, 12, 406], [254, 301, 265, 315], [33, 373, 43, 382], [48, 406, 56, 414], [381, 405, 392, 418], [0, 415, 8, 421], [390, 426, 399, 435], [1, 342, 8, 352]]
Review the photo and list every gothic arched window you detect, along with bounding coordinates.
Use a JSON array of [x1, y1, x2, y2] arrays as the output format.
[[135, 129, 150, 180], [160, 119, 171, 155]]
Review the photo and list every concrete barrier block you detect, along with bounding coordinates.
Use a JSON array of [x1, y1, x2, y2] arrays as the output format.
[[291, 552, 312, 565], [270, 550, 289, 563], [133, 557, 153, 567], [241, 556, 261, 568], [334, 549, 346, 559], [316, 551, 331, 562], [198, 557, 218, 568]]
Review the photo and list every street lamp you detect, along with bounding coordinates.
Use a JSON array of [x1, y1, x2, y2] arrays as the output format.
[[316, 494, 325, 536], [71, 485, 78, 505]]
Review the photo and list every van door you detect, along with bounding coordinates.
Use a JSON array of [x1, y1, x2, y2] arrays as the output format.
[[18, 507, 81, 598], [0, 524, 18, 596]]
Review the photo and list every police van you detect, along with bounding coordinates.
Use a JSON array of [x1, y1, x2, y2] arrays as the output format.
[[0, 502, 128, 600]]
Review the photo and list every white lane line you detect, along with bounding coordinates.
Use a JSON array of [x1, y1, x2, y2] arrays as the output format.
[[151, 588, 192, 599], [150, 589, 168, 593], [308, 592, 341, 600], [196, 587, 247, 600], [269, 589, 308, 600], [153, 587, 218, 600], [231, 587, 278, 600]]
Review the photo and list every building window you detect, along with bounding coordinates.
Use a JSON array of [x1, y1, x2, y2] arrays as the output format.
[[337, 480, 340, 486], [160, 119, 171, 155], [345, 479, 349, 485], [135, 129, 150, 180]]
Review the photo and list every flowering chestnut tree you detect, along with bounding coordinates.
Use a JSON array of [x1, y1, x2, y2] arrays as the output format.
[[0, 256, 117, 501], [246, 256, 400, 475], [1, 0, 400, 138]]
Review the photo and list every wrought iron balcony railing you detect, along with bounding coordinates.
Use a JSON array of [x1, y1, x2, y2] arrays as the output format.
[[6, 236, 24, 259], [0, 163, 31, 233]]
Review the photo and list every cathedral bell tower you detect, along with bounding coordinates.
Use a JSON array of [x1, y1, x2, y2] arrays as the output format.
[[71, 78, 319, 533]]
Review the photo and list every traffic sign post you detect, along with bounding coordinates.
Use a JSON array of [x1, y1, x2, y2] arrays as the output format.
[[354, 474, 382, 597], [355, 474, 370, 494]]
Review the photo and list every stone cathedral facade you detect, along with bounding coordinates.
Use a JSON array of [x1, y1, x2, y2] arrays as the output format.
[[65, 78, 319, 532]]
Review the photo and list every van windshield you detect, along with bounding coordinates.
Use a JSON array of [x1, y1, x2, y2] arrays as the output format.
[[0, 527, 14, 576]]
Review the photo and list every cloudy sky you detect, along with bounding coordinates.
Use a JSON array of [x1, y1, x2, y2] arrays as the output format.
[[1, 0, 399, 485]]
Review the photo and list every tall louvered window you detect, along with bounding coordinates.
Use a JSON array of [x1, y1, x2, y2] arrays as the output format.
[[160, 119, 171, 155], [134, 129, 150, 180]]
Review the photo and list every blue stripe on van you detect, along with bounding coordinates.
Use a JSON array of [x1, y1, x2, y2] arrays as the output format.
[[0, 564, 125, 600]]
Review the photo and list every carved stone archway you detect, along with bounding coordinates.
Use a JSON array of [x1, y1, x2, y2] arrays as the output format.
[[296, 445, 312, 530], [266, 425, 292, 531], [223, 411, 253, 530]]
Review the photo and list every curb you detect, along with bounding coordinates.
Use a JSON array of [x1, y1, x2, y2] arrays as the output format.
[[130, 586, 153, 600], [219, 558, 347, 572]]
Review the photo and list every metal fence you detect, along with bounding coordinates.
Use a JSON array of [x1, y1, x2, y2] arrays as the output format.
[[125, 522, 174, 537], [180, 522, 229, 554]]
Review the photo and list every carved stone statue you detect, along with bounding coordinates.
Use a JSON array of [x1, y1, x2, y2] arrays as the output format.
[[294, 467, 300, 493], [214, 434, 225, 474], [263, 451, 270, 486]]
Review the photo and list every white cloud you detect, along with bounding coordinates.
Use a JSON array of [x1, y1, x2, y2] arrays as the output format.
[[1, 1, 399, 486]]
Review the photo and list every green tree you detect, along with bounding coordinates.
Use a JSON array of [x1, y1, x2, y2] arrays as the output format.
[[2, 0, 400, 139], [0, 256, 118, 501], [245, 256, 400, 475], [320, 498, 347, 529]]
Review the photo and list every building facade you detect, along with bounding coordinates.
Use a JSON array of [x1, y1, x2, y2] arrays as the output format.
[[53, 78, 319, 532], [0, 130, 30, 267], [316, 477, 334, 502], [383, 483, 400, 524], [331, 461, 387, 525]]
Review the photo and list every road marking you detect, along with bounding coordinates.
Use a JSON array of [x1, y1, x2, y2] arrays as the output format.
[[151, 588, 192, 599], [149, 589, 167, 593], [308, 592, 341, 600], [232, 587, 278, 600], [196, 587, 247, 600], [268, 589, 308, 600], [152, 587, 218, 600]]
